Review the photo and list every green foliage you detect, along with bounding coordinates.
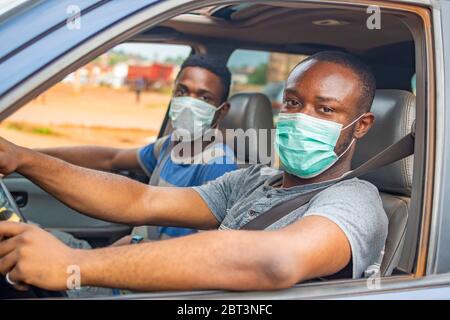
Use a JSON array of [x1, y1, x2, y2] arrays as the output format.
[[248, 63, 268, 85], [6, 123, 23, 131], [164, 55, 186, 65], [31, 127, 54, 135], [6, 122, 56, 136], [108, 52, 129, 66]]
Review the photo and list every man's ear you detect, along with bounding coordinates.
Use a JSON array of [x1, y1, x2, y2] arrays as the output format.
[[218, 102, 230, 120], [212, 102, 230, 129], [354, 112, 375, 139]]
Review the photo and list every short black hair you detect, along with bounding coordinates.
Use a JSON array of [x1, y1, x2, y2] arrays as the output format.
[[301, 51, 377, 113], [178, 54, 231, 103]]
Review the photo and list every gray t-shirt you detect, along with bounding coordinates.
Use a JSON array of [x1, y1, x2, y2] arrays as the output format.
[[192, 164, 388, 279]]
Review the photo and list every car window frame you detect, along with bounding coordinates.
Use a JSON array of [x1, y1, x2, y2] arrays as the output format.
[[425, 0, 450, 276], [0, 0, 437, 299]]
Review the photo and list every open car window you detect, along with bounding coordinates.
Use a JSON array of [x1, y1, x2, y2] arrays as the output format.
[[0, 42, 191, 149], [0, 0, 435, 300], [227, 49, 308, 121]]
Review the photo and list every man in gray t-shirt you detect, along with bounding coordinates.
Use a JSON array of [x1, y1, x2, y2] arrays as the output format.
[[0, 51, 388, 293], [194, 165, 387, 279]]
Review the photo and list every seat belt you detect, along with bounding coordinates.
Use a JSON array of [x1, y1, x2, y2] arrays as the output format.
[[145, 140, 175, 240], [241, 131, 415, 231], [148, 140, 175, 186]]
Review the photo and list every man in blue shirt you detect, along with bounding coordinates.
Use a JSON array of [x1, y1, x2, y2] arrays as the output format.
[[38, 54, 238, 241]]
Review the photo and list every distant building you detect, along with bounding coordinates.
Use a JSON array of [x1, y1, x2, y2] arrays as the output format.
[[230, 65, 256, 85], [231, 73, 249, 85], [267, 53, 308, 82], [110, 63, 128, 89], [127, 63, 175, 90]]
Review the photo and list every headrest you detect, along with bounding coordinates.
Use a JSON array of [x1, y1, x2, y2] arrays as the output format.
[[221, 92, 274, 164], [352, 90, 415, 196]]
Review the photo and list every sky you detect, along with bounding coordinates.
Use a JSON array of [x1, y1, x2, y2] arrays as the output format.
[[114, 43, 191, 62], [116, 43, 270, 68], [0, 0, 28, 15], [228, 50, 270, 68], [1, 1, 269, 68]]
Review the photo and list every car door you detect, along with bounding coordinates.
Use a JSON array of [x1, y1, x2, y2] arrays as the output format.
[[0, 0, 169, 247], [2, 173, 131, 247], [1, 38, 192, 247], [0, 0, 442, 300]]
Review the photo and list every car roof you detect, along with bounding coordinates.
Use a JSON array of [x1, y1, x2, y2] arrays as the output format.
[[158, 3, 413, 56], [135, 2, 418, 90]]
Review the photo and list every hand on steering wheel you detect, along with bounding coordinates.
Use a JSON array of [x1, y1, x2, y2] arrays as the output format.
[[5, 271, 30, 291], [0, 222, 76, 298]]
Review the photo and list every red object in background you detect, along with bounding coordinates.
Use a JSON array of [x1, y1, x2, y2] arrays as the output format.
[[127, 64, 174, 88]]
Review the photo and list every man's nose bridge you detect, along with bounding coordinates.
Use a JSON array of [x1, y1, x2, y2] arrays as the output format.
[[299, 104, 316, 117], [189, 92, 198, 99]]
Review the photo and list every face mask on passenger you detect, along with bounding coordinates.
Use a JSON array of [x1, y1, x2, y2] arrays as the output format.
[[275, 112, 366, 179], [169, 96, 223, 141]]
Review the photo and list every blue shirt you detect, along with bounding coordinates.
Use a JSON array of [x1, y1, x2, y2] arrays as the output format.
[[137, 134, 238, 238]]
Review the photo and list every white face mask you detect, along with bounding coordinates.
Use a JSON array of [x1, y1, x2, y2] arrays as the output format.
[[169, 96, 223, 141]]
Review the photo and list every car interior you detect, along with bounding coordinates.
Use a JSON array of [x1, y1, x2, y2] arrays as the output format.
[[142, 2, 421, 279], [0, 1, 429, 298]]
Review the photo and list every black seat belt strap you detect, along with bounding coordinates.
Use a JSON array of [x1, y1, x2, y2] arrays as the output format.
[[344, 133, 415, 180], [241, 132, 415, 230]]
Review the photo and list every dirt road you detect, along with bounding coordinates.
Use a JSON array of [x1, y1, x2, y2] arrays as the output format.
[[0, 84, 171, 148]]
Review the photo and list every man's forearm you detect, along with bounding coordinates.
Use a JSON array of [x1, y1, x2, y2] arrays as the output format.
[[36, 146, 120, 171], [77, 230, 295, 292], [17, 147, 153, 225]]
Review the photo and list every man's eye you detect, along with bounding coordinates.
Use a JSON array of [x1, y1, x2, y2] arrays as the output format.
[[320, 106, 334, 113], [284, 99, 299, 107], [200, 95, 212, 102], [174, 89, 186, 96]]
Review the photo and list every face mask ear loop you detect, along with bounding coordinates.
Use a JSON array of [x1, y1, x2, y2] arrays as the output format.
[[338, 113, 366, 159], [342, 112, 367, 131], [335, 113, 366, 159], [211, 103, 225, 129], [337, 138, 356, 160]]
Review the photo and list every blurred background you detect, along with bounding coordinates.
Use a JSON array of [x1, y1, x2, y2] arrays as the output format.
[[0, 42, 306, 149]]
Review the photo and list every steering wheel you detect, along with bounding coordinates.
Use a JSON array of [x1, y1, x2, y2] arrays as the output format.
[[0, 179, 67, 299], [0, 276, 67, 299]]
